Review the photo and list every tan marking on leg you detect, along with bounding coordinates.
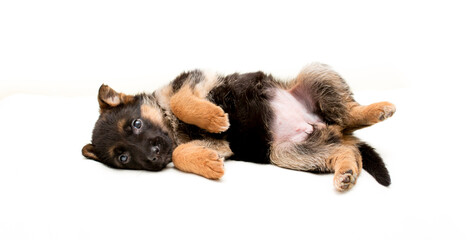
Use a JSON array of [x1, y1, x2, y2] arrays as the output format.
[[326, 145, 361, 192], [170, 85, 229, 133], [346, 102, 396, 130], [172, 141, 226, 180]]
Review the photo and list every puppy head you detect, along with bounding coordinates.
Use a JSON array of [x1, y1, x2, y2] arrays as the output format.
[[82, 85, 173, 171]]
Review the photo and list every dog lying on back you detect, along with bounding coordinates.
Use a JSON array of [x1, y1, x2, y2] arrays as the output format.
[[82, 63, 395, 191]]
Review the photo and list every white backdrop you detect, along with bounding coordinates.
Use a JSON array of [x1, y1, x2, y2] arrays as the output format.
[[1, 1, 472, 240], [4, 0, 468, 98]]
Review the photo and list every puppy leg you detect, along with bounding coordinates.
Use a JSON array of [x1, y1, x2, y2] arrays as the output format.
[[325, 145, 362, 192], [290, 63, 395, 130], [269, 126, 362, 192], [289, 63, 355, 125], [344, 102, 396, 131], [271, 143, 361, 192], [170, 85, 229, 133], [172, 140, 232, 180], [269, 126, 342, 172]]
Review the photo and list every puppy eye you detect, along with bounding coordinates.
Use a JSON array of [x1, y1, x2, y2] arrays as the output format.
[[118, 154, 129, 163], [132, 119, 143, 129]]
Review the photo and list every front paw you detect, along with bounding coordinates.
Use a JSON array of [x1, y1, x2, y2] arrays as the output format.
[[173, 144, 225, 180], [205, 106, 230, 133], [200, 149, 225, 180]]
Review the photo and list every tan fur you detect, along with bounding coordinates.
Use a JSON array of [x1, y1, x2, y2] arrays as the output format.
[[269, 125, 343, 172], [341, 134, 362, 146], [98, 85, 135, 113], [117, 118, 127, 134], [269, 124, 363, 192], [345, 102, 396, 131], [295, 63, 354, 105], [326, 145, 362, 191], [296, 63, 343, 86], [82, 144, 98, 160], [170, 85, 229, 133], [108, 146, 116, 160], [289, 63, 355, 126], [140, 104, 164, 127], [172, 140, 231, 179], [193, 139, 233, 158], [270, 143, 333, 172]]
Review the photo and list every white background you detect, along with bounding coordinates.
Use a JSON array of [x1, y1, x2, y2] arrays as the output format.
[[1, 1, 472, 240], [5, 0, 472, 97]]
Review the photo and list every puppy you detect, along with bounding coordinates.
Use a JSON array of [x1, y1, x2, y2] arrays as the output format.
[[82, 63, 395, 191]]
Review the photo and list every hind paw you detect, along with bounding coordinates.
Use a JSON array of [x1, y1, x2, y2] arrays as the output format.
[[361, 102, 396, 125], [377, 103, 396, 122], [334, 169, 357, 192]]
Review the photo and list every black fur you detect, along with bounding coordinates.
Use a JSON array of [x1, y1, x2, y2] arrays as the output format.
[[172, 70, 204, 92], [357, 142, 391, 186], [172, 71, 277, 164], [208, 72, 276, 163]]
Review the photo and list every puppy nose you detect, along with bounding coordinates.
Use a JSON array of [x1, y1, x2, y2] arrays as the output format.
[[151, 145, 160, 154], [148, 145, 160, 162]]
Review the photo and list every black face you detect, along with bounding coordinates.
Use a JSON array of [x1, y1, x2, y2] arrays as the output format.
[[86, 100, 173, 171]]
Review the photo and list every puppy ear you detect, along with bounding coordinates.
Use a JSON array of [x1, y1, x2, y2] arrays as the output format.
[[98, 84, 135, 113], [82, 144, 99, 161]]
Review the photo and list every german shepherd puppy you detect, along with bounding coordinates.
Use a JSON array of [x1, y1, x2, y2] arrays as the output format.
[[82, 63, 395, 191]]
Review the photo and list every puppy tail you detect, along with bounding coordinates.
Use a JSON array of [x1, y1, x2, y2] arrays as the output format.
[[358, 142, 391, 186]]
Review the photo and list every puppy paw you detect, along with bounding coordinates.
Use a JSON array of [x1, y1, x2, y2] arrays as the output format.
[[377, 102, 396, 122], [205, 106, 230, 133], [334, 169, 357, 192], [201, 150, 225, 180], [173, 144, 225, 180], [361, 102, 396, 125]]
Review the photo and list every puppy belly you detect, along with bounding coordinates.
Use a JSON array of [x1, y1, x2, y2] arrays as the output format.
[[270, 89, 324, 143]]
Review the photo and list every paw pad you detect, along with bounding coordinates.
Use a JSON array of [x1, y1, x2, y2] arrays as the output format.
[[334, 170, 357, 192], [378, 104, 396, 122]]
